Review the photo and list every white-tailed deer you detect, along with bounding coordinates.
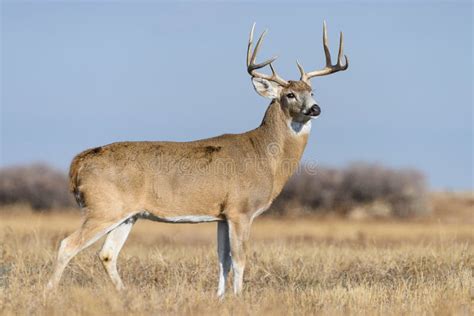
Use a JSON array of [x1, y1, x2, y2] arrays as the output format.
[[47, 22, 348, 296]]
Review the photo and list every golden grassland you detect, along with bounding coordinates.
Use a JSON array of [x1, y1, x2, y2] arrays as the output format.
[[0, 193, 473, 315]]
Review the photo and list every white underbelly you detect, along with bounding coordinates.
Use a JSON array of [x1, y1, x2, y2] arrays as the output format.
[[139, 211, 223, 223]]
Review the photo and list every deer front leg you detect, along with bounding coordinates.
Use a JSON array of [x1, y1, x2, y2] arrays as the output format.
[[227, 215, 252, 295]]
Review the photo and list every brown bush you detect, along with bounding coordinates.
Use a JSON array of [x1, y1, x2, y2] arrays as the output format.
[[272, 162, 430, 217], [0, 163, 75, 210]]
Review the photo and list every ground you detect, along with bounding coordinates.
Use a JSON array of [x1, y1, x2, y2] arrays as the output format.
[[0, 197, 473, 315]]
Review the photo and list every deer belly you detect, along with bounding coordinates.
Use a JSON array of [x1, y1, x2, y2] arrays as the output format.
[[139, 211, 223, 223]]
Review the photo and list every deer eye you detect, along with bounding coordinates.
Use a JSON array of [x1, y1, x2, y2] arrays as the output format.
[[286, 93, 295, 99]]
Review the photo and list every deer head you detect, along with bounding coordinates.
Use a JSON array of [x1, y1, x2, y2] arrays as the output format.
[[247, 21, 349, 123]]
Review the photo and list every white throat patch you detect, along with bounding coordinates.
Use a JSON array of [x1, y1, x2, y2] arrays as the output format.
[[289, 120, 312, 135]]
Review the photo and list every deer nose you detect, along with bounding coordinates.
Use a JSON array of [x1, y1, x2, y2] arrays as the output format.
[[309, 104, 321, 116]]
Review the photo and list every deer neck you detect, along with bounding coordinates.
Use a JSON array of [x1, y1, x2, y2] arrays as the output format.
[[255, 100, 311, 197]]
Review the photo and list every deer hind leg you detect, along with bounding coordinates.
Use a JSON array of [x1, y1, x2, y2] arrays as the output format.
[[99, 217, 136, 291], [46, 214, 133, 291], [217, 221, 231, 297], [227, 216, 252, 295]]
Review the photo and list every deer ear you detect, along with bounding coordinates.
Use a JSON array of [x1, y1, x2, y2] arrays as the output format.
[[252, 78, 282, 99]]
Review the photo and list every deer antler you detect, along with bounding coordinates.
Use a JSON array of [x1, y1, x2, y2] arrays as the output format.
[[297, 21, 349, 83], [247, 23, 289, 87]]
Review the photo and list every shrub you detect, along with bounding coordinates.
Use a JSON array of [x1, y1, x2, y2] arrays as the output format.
[[272, 162, 430, 217], [0, 163, 74, 210]]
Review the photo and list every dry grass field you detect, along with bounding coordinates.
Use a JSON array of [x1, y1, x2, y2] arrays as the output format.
[[0, 193, 473, 315]]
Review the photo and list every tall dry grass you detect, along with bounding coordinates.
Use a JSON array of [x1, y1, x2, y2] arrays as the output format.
[[0, 204, 472, 315]]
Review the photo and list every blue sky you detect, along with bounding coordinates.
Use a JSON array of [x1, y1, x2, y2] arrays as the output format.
[[1, 1, 472, 189]]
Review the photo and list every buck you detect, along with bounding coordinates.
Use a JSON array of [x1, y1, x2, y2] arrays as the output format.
[[46, 22, 348, 296]]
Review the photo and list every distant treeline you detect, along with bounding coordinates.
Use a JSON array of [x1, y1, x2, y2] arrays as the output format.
[[0, 163, 430, 217]]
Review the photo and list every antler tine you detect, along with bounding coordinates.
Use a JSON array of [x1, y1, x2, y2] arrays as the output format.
[[336, 31, 349, 68], [296, 60, 307, 82], [246, 24, 288, 86], [299, 21, 349, 82], [337, 31, 344, 65], [251, 28, 268, 66], [246, 23, 255, 68], [322, 21, 332, 67]]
